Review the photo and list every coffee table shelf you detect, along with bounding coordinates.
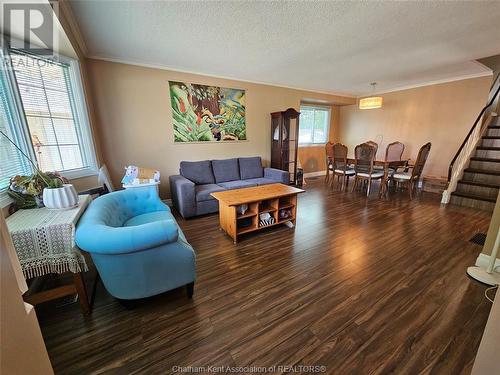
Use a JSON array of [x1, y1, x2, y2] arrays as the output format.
[[237, 211, 257, 219], [211, 183, 304, 243], [278, 202, 295, 210], [237, 225, 258, 235], [259, 206, 277, 214]]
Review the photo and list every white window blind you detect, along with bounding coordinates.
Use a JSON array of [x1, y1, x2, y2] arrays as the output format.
[[299, 106, 330, 144], [10, 51, 89, 173], [0, 66, 32, 190]]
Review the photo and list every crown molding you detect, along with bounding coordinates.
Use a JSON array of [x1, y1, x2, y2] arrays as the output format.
[[57, 0, 89, 57], [359, 71, 493, 98], [86, 54, 358, 100], [85, 53, 492, 101]]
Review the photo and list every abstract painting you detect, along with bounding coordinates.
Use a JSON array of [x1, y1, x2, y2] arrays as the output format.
[[169, 81, 246, 142]]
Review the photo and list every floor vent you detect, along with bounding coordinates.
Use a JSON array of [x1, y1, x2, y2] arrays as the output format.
[[470, 233, 487, 246]]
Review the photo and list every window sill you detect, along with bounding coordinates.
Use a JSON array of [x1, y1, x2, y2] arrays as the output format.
[[60, 167, 98, 180], [298, 143, 327, 148], [0, 167, 99, 210]]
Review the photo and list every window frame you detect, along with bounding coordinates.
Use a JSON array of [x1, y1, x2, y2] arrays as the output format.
[[298, 105, 331, 146], [0, 42, 98, 205], [7, 47, 98, 179], [0, 45, 37, 206], [56, 55, 98, 179]]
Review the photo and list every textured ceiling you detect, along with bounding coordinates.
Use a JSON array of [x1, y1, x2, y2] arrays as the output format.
[[69, 1, 500, 96]]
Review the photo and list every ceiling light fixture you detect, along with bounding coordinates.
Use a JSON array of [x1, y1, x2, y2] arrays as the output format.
[[359, 82, 383, 110]]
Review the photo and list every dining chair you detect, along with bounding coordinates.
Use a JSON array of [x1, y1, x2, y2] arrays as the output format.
[[366, 140, 379, 158], [366, 140, 384, 172], [331, 143, 355, 191], [392, 142, 431, 200], [383, 141, 405, 188], [385, 141, 405, 162], [352, 143, 384, 196], [325, 142, 335, 183]]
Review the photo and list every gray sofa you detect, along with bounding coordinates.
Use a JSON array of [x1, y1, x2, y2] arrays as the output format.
[[169, 156, 289, 218]]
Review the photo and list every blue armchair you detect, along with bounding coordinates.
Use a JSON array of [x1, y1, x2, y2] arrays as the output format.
[[75, 187, 196, 300]]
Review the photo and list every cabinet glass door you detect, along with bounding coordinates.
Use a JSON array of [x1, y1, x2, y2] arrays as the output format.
[[286, 116, 298, 184]]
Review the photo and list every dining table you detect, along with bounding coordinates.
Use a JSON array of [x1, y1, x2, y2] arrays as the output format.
[[345, 158, 410, 197]]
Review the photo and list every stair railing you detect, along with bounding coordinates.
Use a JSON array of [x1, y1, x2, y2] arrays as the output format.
[[441, 73, 500, 204]]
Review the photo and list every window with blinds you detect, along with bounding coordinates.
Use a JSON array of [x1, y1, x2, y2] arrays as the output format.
[[0, 66, 32, 190], [10, 51, 88, 173], [298, 106, 331, 145]]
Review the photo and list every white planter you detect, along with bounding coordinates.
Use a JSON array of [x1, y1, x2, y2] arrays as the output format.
[[43, 184, 78, 209]]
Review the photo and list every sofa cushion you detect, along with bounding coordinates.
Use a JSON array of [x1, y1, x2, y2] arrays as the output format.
[[239, 157, 263, 179], [123, 211, 175, 227], [212, 158, 240, 183], [195, 184, 225, 202], [243, 177, 276, 186], [217, 180, 257, 190], [180, 160, 215, 185]]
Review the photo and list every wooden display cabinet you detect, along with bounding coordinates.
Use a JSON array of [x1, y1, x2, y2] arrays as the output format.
[[271, 108, 300, 185]]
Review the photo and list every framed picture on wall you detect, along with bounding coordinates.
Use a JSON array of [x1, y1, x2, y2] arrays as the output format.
[[169, 81, 246, 142]]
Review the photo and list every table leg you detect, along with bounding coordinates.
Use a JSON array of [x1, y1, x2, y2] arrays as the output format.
[[380, 165, 389, 198], [73, 272, 91, 315], [379, 178, 386, 198]]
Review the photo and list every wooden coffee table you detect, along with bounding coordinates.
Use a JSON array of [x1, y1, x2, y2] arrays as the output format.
[[211, 183, 304, 243]]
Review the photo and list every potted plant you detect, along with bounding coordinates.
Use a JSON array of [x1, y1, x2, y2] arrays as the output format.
[[1, 130, 78, 209], [42, 178, 79, 209]]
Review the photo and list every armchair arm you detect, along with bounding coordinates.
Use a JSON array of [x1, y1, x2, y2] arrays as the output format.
[[264, 167, 289, 184], [169, 175, 196, 218], [76, 219, 179, 255]]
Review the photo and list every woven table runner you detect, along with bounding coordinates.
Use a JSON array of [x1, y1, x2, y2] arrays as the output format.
[[6, 195, 91, 279]]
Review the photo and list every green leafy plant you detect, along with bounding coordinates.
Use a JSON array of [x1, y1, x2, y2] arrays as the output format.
[[0, 130, 67, 208]]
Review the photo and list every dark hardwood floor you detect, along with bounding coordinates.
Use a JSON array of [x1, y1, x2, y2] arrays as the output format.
[[37, 179, 494, 375]]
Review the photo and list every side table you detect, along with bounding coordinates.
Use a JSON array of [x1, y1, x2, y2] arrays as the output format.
[[6, 195, 94, 315]]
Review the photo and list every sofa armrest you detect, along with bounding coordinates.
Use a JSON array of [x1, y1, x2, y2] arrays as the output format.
[[264, 167, 289, 184], [76, 219, 179, 255], [169, 175, 196, 218]]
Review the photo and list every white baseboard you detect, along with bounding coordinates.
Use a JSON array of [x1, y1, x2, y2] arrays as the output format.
[[304, 170, 327, 178], [474, 253, 500, 270]]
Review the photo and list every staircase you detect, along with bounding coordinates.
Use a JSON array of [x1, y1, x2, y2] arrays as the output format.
[[450, 118, 500, 211], [442, 72, 500, 211]]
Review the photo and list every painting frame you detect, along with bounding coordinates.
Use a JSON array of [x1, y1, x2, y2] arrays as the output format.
[[169, 81, 247, 143]]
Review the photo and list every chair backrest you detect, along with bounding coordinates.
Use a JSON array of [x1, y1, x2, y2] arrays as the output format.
[[366, 140, 379, 158], [385, 142, 405, 162], [354, 143, 376, 174], [332, 143, 348, 171], [411, 142, 432, 180], [325, 142, 335, 159], [82, 187, 167, 228], [98, 164, 115, 192]]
